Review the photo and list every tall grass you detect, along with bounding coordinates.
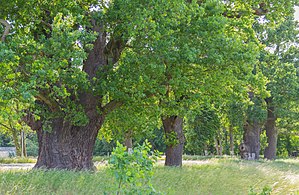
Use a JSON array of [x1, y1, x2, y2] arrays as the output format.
[[153, 159, 299, 194], [0, 158, 298, 194]]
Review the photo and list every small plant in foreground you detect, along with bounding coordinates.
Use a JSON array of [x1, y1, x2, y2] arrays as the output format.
[[249, 186, 272, 195], [108, 140, 161, 195]]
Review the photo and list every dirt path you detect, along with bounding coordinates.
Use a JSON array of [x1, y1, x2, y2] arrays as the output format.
[[156, 159, 214, 166]]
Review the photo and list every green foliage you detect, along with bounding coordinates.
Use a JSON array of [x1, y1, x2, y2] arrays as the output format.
[[257, 16, 299, 118], [102, 0, 263, 135], [253, 14, 299, 158], [0, 98, 32, 156], [246, 96, 267, 123], [100, 102, 161, 144], [0, 133, 13, 147], [26, 133, 39, 157], [0, 2, 97, 126], [185, 106, 220, 155], [1, 0, 299, 169], [249, 186, 272, 195], [109, 140, 160, 195], [277, 130, 299, 157], [146, 128, 166, 153], [164, 131, 179, 147], [93, 138, 115, 156]]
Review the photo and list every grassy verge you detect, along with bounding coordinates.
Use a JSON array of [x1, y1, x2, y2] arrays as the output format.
[[0, 158, 298, 194], [0, 157, 37, 164]]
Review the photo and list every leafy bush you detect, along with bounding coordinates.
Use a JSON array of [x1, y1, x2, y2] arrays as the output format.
[[108, 140, 161, 195]]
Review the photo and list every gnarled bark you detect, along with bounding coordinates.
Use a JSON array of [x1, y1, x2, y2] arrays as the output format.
[[34, 116, 104, 170], [162, 116, 185, 166], [239, 120, 262, 160], [0, 19, 11, 42], [124, 130, 133, 153], [264, 98, 277, 160]]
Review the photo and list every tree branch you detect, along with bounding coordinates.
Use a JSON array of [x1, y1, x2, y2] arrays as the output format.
[[83, 19, 107, 79], [104, 36, 126, 64], [22, 112, 42, 131], [0, 122, 11, 130], [223, 3, 269, 18], [35, 93, 59, 111], [102, 100, 123, 116], [0, 19, 11, 42]]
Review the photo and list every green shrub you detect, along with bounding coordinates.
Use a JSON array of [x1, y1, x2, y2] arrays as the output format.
[[108, 140, 161, 195]]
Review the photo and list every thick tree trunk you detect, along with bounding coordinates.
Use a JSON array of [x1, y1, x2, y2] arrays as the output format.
[[264, 99, 277, 160], [124, 130, 133, 153], [34, 116, 104, 170], [215, 137, 222, 155], [162, 116, 185, 166], [215, 129, 223, 156], [31, 23, 112, 170], [239, 120, 262, 160], [11, 129, 21, 157]]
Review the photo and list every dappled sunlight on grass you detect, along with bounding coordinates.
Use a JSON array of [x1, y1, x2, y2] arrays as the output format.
[[153, 158, 299, 194], [0, 157, 298, 194]]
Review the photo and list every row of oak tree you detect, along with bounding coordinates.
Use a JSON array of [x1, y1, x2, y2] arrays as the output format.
[[0, 0, 298, 169]]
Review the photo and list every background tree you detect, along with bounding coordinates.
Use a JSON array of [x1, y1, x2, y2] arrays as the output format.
[[185, 105, 220, 155], [255, 15, 299, 160], [239, 3, 299, 160], [0, 98, 31, 157], [103, 0, 264, 166]]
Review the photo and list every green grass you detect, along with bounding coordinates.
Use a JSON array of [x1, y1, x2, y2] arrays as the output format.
[[0, 158, 298, 194], [0, 157, 37, 164], [92, 155, 110, 162], [153, 158, 299, 194]]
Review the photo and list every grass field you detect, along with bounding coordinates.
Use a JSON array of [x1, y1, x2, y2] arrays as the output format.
[[0, 158, 298, 194]]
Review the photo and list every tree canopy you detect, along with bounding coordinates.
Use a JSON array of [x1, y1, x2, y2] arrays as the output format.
[[0, 0, 298, 169]]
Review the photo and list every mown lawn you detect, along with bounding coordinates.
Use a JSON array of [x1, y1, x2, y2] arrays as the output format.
[[0, 158, 298, 194]]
